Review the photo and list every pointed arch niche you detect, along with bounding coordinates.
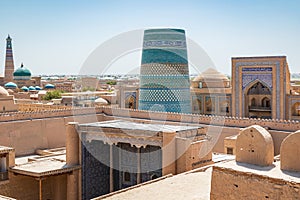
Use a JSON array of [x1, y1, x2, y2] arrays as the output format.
[[244, 81, 272, 119]]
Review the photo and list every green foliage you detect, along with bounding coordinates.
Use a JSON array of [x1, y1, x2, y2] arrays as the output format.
[[42, 90, 62, 100], [106, 80, 117, 85], [82, 86, 96, 92]]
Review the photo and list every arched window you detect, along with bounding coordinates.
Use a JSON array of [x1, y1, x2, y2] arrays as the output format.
[[220, 101, 229, 113], [292, 103, 300, 116], [205, 97, 215, 112], [125, 95, 136, 109], [247, 82, 271, 95], [262, 97, 271, 108], [193, 98, 202, 112], [199, 82, 203, 88]]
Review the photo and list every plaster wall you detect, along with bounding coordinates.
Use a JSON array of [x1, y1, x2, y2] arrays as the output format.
[[210, 166, 300, 200], [0, 173, 67, 200]]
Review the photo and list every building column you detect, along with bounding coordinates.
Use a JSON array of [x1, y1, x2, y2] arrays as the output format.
[[66, 122, 79, 166], [162, 132, 176, 176], [137, 147, 141, 184], [66, 122, 79, 200], [38, 178, 43, 200], [109, 144, 114, 193]]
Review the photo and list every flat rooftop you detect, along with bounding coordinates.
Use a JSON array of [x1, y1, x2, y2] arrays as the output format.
[[79, 120, 202, 133], [0, 195, 15, 200], [96, 167, 212, 200], [232, 55, 286, 59], [0, 146, 14, 154], [214, 160, 300, 183], [93, 154, 233, 200], [10, 149, 80, 178]]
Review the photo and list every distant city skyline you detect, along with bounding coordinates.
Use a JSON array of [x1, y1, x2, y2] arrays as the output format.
[[0, 0, 300, 76]]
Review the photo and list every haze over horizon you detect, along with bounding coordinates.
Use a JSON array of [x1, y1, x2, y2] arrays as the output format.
[[0, 0, 300, 76]]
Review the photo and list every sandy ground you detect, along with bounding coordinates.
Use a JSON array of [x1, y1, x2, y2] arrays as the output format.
[[103, 167, 212, 200]]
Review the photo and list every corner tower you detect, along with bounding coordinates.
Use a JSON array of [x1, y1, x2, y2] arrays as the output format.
[[4, 35, 15, 82], [138, 28, 191, 113]]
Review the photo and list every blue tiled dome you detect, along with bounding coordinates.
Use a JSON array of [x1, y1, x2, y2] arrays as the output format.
[[28, 86, 36, 91], [21, 86, 29, 92], [45, 84, 55, 89], [4, 82, 17, 88]]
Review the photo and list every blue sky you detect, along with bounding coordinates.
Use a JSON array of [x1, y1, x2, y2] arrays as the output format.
[[0, 0, 299, 75]]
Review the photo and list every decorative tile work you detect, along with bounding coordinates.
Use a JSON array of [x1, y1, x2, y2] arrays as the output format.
[[283, 61, 287, 119], [140, 75, 190, 89], [242, 74, 273, 89], [234, 61, 282, 119], [140, 64, 189, 75], [81, 140, 110, 200], [141, 145, 162, 183], [143, 40, 186, 49], [81, 138, 162, 198], [138, 29, 191, 113], [125, 92, 136, 99], [242, 67, 272, 72], [119, 143, 138, 188], [139, 89, 191, 102], [141, 49, 188, 64]]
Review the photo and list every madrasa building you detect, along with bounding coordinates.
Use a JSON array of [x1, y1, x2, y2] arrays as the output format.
[[191, 56, 300, 121]]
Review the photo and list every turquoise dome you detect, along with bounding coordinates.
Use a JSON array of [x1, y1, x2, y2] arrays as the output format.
[[35, 86, 42, 90], [45, 84, 55, 89], [13, 63, 32, 80], [28, 86, 36, 91], [4, 82, 17, 88], [21, 86, 29, 92]]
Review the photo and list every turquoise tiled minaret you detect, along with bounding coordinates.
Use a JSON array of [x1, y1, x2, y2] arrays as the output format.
[[138, 28, 191, 113]]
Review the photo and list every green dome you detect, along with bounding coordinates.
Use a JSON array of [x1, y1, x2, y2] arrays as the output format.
[[13, 63, 31, 79]]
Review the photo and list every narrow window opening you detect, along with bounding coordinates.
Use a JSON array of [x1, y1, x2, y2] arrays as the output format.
[[124, 172, 131, 182]]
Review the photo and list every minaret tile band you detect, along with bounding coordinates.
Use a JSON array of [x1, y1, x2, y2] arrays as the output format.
[[138, 29, 191, 113]]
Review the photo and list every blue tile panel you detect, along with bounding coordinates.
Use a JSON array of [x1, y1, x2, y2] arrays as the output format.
[[81, 138, 162, 199], [81, 140, 110, 200]]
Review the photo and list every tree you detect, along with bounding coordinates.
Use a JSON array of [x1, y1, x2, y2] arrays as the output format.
[[42, 90, 62, 100], [106, 80, 116, 85], [82, 86, 96, 92]]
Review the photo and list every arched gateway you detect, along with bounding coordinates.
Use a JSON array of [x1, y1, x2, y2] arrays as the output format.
[[245, 81, 272, 119]]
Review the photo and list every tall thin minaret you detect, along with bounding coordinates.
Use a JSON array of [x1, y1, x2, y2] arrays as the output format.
[[4, 35, 14, 82]]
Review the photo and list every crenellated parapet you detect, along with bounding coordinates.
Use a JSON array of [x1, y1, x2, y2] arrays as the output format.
[[0, 107, 96, 122], [0, 106, 299, 131], [97, 106, 300, 132]]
